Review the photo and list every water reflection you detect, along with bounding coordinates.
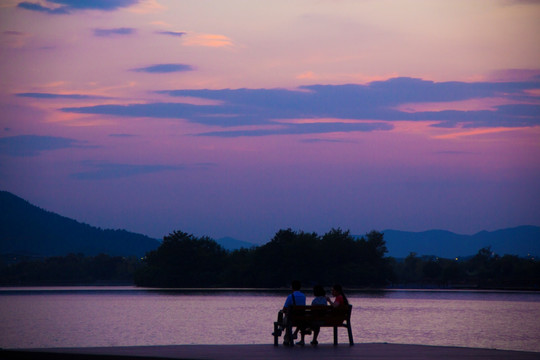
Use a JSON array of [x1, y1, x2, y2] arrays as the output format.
[[1, 288, 538, 352]]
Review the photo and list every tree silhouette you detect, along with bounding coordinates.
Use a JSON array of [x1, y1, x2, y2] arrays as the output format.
[[134, 231, 227, 287], [134, 228, 393, 288]]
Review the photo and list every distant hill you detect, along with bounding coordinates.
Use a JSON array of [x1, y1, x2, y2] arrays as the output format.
[[216, 237, 256, 250], [379, 227, 540, 258], [0, 191, 160, 258], [2, 190, 538, 260]]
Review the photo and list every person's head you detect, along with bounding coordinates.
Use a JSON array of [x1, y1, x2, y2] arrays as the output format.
[[332, 284, 344, 296], [291, 280, 301, 291], [332, 284, 348, 304], [313, 285, 326, 297]]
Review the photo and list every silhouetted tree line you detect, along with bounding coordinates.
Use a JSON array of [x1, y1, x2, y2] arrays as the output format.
[[134, 228, 393, 288], [391, 247, 540, 289], [1, 229, 539, 289], [0, 253, 139, 285]]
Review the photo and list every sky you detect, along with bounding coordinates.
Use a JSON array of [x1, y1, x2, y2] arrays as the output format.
[[0, 0, 539, 244]]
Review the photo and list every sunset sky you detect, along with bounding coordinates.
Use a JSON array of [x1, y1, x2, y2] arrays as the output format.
[[1, 0, 539, 244]]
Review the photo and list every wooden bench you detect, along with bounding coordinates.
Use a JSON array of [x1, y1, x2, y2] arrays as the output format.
[[273, 305, 354, 346]]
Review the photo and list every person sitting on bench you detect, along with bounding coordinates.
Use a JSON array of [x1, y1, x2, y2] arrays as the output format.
[[327, 283, 349, 307], [282, 280, 306, 345], [303, 284, 329, 345]]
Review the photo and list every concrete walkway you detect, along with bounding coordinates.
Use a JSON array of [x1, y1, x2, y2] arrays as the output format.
[[2, 343, 539, 360]]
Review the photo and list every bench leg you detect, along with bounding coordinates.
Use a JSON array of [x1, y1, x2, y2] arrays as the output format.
[[347, 323, 354, 345], [284, 324, 293, 346], [333, 326, 338, 345], [273, 322, 279, 346]]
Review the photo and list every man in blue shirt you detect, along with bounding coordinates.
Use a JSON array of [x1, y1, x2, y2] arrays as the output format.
[[282, 280, 306, 345], [283, 280, 306, 308]]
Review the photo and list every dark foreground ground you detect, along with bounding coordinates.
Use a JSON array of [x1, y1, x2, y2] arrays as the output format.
[[2, 343, 539, 360]]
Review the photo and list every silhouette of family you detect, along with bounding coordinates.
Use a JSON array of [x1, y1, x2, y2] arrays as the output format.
[[281, 280, 349, 346]]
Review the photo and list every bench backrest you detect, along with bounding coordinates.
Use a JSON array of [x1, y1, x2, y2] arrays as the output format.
[[286, 304, 352, 327]]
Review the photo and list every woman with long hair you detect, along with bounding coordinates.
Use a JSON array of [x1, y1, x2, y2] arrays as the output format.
[[327, 284, 348, 307]]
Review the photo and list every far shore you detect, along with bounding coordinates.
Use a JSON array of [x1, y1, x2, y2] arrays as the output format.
[[1, 285, 539, 293]]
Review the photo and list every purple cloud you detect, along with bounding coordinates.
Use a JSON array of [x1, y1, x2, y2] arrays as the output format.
[[16, 92, 109, 99], [72, 161, 215, 180], [196, 122, 393, 137], [60, 77, 540, 136], [0, 135, 89, 157], [131, 64, 194, 73], [108, 133, 136, 138], [94, 28, 136, 37], [17, 0, 139, 14], [3, 30, 25, 36], [156, 31, 186, 37]]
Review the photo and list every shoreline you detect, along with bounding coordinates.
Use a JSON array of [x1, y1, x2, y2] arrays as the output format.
[[1, 285, 539, 293], [2, 343, 539, 360]]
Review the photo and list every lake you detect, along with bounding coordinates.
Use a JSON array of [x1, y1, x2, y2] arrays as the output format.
[[0, 287, 539, 352]]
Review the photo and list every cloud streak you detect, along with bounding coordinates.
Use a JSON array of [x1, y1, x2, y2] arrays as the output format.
[[94, 28, 136, 37], [196, 122, 394, 137], [182, 33, 233, 47], [72, 161, 215, 180], [17, 0, 140, 14], [0, 135, 89, 157], [60, 77, 540, 136], [131, 64, 194, 73], [156, 31, 186, 37], [16, 92, 109, 100], [108, 133, 136, 138]]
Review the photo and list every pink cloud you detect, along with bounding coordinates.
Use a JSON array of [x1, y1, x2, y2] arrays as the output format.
[[182, 33, 233, 47], [432, 127, 525, 140], [296, 71, 316, 80]]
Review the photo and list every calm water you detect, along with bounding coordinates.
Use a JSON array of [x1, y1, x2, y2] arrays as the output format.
[[0, 287, 539, 352]]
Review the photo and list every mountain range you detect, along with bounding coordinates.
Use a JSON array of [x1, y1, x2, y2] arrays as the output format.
[[1, 190, 538, 259], [378, 227, 539, 258]]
